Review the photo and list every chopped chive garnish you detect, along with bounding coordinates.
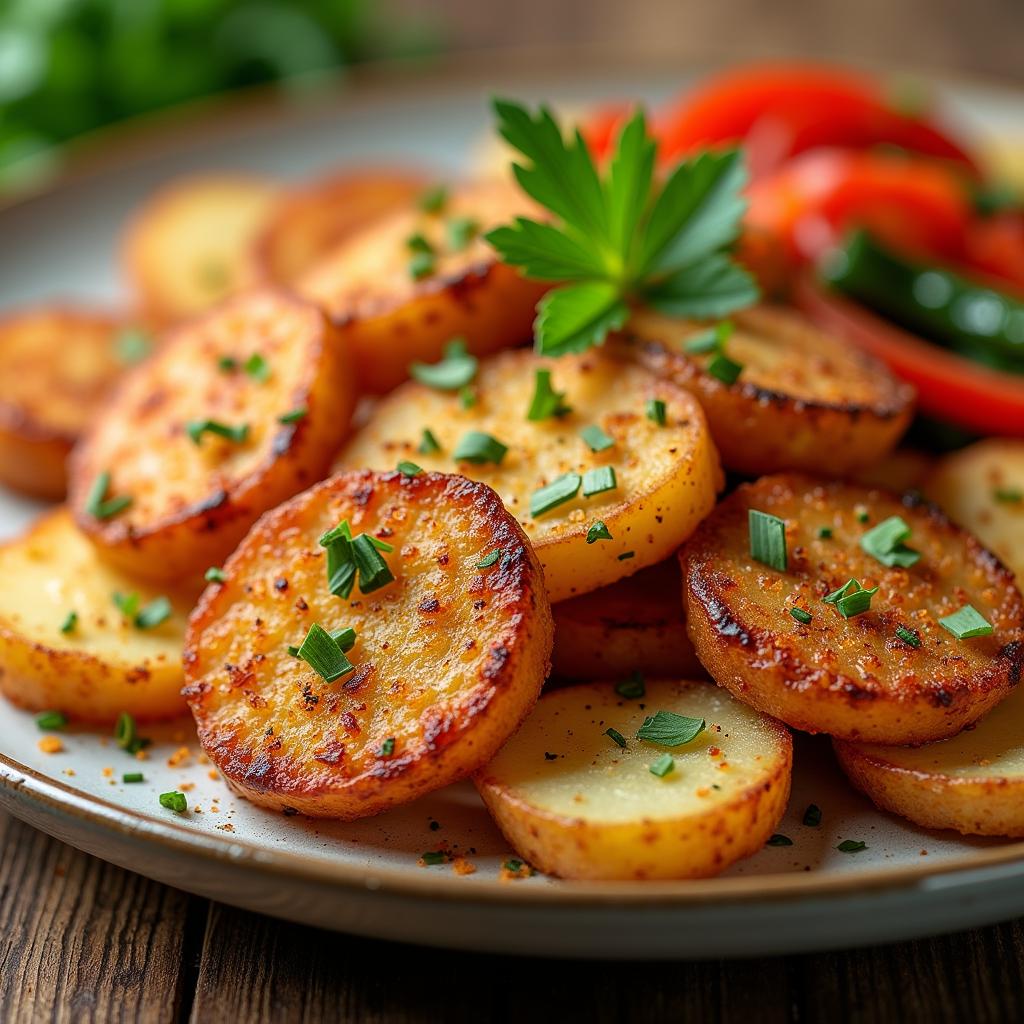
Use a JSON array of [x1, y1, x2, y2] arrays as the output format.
[[860, 515, 921, 568], [218, 355, 239, 372], [803, 804, 822, 827], [418, 428, 441, 454], [447, 216, 479, 251], [586, 520, 612, 544], [418, 184, 448, 213], [186, 419, 249, 446], [993, 487, 1023, 504], [582, 465, 617, 498], [84, 471, 132, 520], [453, 431, 507, 465], [683, 320, 734, 355], [205, 567, 226, 584], [244, 353, 270, 382], [123, 772, 144, 784], [113, 591, 140, 618], [278, 408, 307, 425], [636, 710, 705, 747], [530, 472, 581, 517], [351, 534, 395, 593], [618, 551, 635, 561], [421, 850, 447, 865], [580, 424, 614, 452], [824, 579, 860, 604], [475, 549, 501, 568], [895, 625, 922, 648], [115, 712, 141, 753], [36, 711, 67, 731], [59, 610, 78, 635], [615, 672, 645, 699], [406, 232, 434, 254], [289, 623, 355, 682], [824, 579, 878, 618], [459, 385, 476, 409], [409, 251, 435, 280], [939, 604, 994, 640], [749, 509, 787, 572], [526, 369, 571, 420], [604, 727, 627, 749], [649, 753, 674, 777], [114, 327, 151, 365], [134, 597, 171, 630], [817, 526, 833, 539], [856, 506, 870, 524], [379, 737, 396, 757], [645, 398, 667, 426], [707, 352, 743, 385], [410, 338, 477, 391], [159, 791, 187, 813], [767, 834, 793, 847], [790, 607, 812, 625], [397, 460, 423, 476], [837, 839, 867, 853]]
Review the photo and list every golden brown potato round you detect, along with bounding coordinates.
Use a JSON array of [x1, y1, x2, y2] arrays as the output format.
[[0, 509, 191, 722], [122, 173, 280, 323], [925, 440, 1024, 581], [624, 305, 914, 476], [0, 307, 136, 500], [682, 474, 1024, 744], [253, 168, 426, 287], [475, 679, 792, 880], [184, 469, 553, 820], [335, 348, 722, 602], [835, 682, 1024, 837], [552, 560, 706, 680], [69, 288, 354, 586], [296, 179, 548, 394]]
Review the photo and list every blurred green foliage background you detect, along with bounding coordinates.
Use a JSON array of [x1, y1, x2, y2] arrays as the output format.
[[0, 0, 432, 187]]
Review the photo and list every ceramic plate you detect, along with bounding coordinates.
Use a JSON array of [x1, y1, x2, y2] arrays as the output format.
[[2, 54, 1024, 959]]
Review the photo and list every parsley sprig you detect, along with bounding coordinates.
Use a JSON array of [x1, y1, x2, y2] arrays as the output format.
[[486, 100, 758, 356]]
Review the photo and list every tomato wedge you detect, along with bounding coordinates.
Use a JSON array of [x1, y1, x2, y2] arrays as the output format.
[[794, 275, 1024, 437]]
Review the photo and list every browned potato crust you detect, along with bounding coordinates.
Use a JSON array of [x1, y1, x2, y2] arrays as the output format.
[[122, 173, 280, 323], [184, 470, 553, 819], [296, 179, 548, 393], [624, 305, 914, 476], [552, 560, 706, 680], [682, 475, 1024, 744], [253, 169, 427, 287], [69, 288, 354, 585], [0, 308, 134, 500]]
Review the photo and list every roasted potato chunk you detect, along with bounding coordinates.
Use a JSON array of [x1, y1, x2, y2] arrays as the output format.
[[925, 440, 1024, 581], [552, 560, 706, 680], [0, 509, 190, 722], [475, 679, 792, 880], [184, 470, 553, 819], [296, 179, 548, 393], [122, 173, 280, 323], [336, 348, 722, 602], [682, 475, 1024, 744], [69, 289, 354, 585], [253, 169, 426, 287], [0, 308, 135, 500], [624, 305, 914, 476], [835, 683, 1024, 837]]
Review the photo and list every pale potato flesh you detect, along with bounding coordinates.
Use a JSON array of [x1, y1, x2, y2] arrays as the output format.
[[335, 348, 723, 602], [925, 439, 1024, 581], [682, 474, 1024, 744], [70, 289, 355, 585], [0, 509, 190, 722], [122, 174, 280, 323], [475, 679, 792, 879], [185, 470, 553, 820]]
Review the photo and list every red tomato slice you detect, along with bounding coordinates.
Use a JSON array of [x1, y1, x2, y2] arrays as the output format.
[[794, 275, 1024, 437], [962, 213, 1024, 295]]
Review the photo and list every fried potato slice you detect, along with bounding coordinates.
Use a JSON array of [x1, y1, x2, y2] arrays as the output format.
[[335, 348, 722, 602], [184, 469, 553, 819], [122, 173, 280, 323], [296, 179, 548, 393], [69, 289, 354, 585], [0, 509, 190, 722], [253, 169, 426, 287], [551, 560, 706, 680], [0, 308, 136, 500], [624, 305, 914, 476], [682, 474, 1024, 744], [475, 679, 792, 880], [924, 439, 1024, 581], [835, 683, 1024, 837]]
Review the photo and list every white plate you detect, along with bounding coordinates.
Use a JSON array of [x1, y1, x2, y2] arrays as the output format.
[[2, 54, 1024, 959]]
